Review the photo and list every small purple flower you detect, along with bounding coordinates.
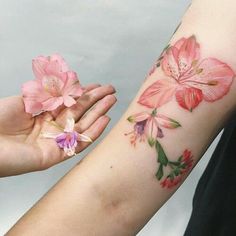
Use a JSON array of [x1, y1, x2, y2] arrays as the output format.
[[55, 131, 79, 156], [41, 118, 92, 156]]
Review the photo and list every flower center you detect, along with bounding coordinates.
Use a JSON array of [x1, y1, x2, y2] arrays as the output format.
[[134, 120, 147, 135], [42, 76, 62, 96], [65, 133, 72, 141]]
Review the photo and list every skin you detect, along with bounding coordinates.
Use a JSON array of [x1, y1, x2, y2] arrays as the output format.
[[6, 0, 236, 235], [0, 84, 116, 177]]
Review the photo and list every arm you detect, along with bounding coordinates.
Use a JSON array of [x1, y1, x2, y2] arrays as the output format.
[[8, 0, 236, 235]]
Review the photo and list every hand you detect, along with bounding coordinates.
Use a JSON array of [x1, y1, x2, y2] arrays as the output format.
[[0, 84, 116, 177]]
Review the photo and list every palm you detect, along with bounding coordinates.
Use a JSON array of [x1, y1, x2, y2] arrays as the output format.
[[0, 96, 35, 135], [0, 96, 62, 171], [0, 85, 116, 176]]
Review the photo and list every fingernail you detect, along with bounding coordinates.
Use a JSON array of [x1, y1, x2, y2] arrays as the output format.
[[107, 84, 116, 92], [105, 94, 117, 101], [103, 115, 111, 122]]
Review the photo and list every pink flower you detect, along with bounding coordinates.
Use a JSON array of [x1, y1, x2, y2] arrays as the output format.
[[138, 36, 235, 111], [22, 54, 84, 114], [125, 110, 181, 146], [42, 118, 92, 156], [161, 149, 193, 188]]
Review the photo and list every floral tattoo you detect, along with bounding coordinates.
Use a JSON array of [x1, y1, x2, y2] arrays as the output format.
[[125, 35, 235, 188]]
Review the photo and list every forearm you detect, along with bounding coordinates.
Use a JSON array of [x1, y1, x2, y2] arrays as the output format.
[[8, 0, 236, 235]]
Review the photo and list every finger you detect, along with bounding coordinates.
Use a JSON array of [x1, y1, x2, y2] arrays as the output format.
[[50, 83, 101, 118], [82, 83, 101, 92], [75, 115, 110, 153], [75, 94, 116, 133], [56, 85, 115, 127]]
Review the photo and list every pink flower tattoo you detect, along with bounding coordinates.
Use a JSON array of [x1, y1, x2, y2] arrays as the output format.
[[138, 36, 235, 111], [22, 54, 84, 114]]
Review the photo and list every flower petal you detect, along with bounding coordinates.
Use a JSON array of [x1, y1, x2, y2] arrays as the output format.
[[70, 134, 78, 147], [161, 36, 200, 80], [22, 80, 50, 114], [145, 117, 161, 140], [41, 97, 64, 111], [62, 71, 84, 97], [185, 58, 235, 102], [161, 47, 180, 79], [32, 56, 49, 80], [67, 82, 84, 97], [41, 132, 60, 139], [175, 87, 203, 111], [173, 37, 187, 50], [23, 99, 43, 114], [78, 133, 93, 143], [44, 60, 66, 79], [161, 176, 182, 188], [127, 112, 150, 123], [157, 127, 164, 138], [49, 54, 69, 72], [63, 95, 76, 107], [156, 114, 181, 128], [177, 35, 200, 75], [64, 146, 76, 156], [138, 79, 177, 108], [22, 80, 49, 100], [64, 118, 75, 132]]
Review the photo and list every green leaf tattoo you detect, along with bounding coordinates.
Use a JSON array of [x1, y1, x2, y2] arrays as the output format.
[[155, 141, 168, 166]]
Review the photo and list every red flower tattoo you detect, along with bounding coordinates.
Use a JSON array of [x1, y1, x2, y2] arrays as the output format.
[[160, 149, 194, 188]]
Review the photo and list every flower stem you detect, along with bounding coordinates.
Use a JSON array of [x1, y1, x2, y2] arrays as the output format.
[[151, 108, 157, 116]]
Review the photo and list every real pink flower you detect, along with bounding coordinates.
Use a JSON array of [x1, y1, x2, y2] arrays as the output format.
[[138, 36, 235, 111], [22, 54, 84, 114]]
